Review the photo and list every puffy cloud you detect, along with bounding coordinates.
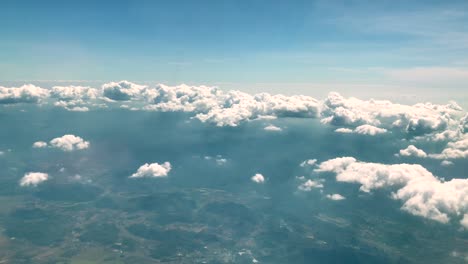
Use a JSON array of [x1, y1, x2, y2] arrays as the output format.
[[298, 179, 323, 191], [49, 135, 90, 151], [50, 86, 99, 101], [428, 135, 468, 159], [143, 84, 221, 112], [53, 100, 90, 112], [1, 82, 466, 132], [316, 157, 468, 225], [130, 162, 172, 178], [264, 125, 282, 131], [398, 145, 427, 158], [102, 80, 147, 101], [321, 92, 463, 136], [194, 91, 321, 127], [326, 194, 346, 201], [251, 173, 265, 183], [32, 141, 48, 148], [19, 172, 49, 187], [133, 84, 320, 126], [300, 159, 317, 167], [0, 84, 49, 104], [354, 125, 387, 135]]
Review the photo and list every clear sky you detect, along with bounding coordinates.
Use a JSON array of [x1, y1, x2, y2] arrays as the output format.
[[1, 0, 468, 100]]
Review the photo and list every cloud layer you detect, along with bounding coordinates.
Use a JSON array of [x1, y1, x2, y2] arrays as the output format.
[[3, 81, 467, 166], [1, 82, 465, 135]]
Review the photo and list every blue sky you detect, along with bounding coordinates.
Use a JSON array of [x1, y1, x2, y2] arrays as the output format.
[[1, 0, 468, 98]]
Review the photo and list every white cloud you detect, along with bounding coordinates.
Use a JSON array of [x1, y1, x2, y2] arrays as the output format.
[[326, 193, 346, 201], [334, 125, 387, 135], [428, 134, 468, 159], [354, 125, 387, 135], [251, 173, 265, 183], [49, 135, 90, 151], [298, 179, 323, 191], [335, 128, 353, 133], [441, 160, 454, 166], [51, 86, 99, 101], [194, 91, 321, 127], [102, 80, 147, 101], [20, 172, 49, 187], [300, 159, 317, 167], [264, 124, 282, 131], [1, 82, 466, 133], [54, 100, 90, 112], [316, 157, 468, 225], [0, 84, 49, 104], [130, 162, 172, 178], [399, 145, 427, 158], [32, 141, 48, 148], [461, 214, 468, 229], [321, 92, 462, 136]]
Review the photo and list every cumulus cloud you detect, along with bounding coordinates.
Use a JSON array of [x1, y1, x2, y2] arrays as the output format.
[[316, 157, 468, 225], [1, 82, 466, 132], [326, 194, 346, 200], [428, 135, 468, 159], [264, 124, 282, 131], [334, 125, 387, 135], [32, 141, 48, 148], [321, 92, 463, 136], [51, 86, 99, 101], [194, 91, 321, 127], [20, 172, 49, 186], [251, 173, 265, 183], [130, 162, 172, 178], [354, 124, 387, 135], [49, 135, 90, 151], [0, 84, 49, 104], [398, 145, 427, 158], [33, 135, 89, 151], [298, 179, 323, 191], [102, 80, 147, 101], [300, 159, 317, 167]]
